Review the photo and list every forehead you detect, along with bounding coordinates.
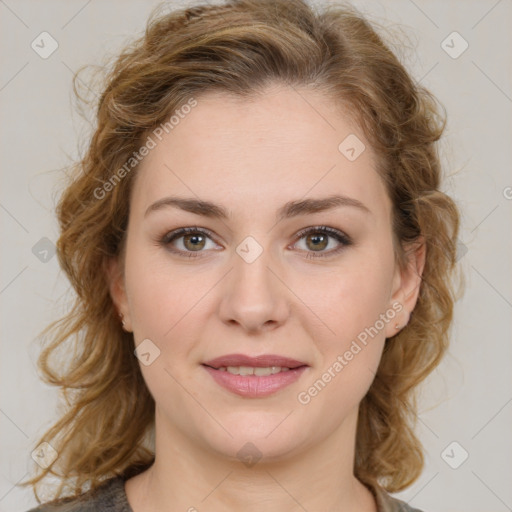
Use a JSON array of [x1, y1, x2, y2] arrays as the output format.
[[131, 85, 391, 220]]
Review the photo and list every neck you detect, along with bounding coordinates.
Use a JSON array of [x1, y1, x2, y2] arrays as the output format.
[[125, 407, 376, 512]]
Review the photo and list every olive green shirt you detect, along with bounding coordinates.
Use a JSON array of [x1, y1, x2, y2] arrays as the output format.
[[26, 476, 424, 511]]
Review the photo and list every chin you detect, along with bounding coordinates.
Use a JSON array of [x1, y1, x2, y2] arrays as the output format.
[[198, 411, 312, 465]]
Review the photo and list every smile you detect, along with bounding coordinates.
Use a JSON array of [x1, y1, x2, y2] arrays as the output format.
[[216, 365, 291, 376], [202, 365, 308, 397]]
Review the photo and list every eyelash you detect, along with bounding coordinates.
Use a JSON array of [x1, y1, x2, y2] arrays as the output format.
[[159, 225, 352, 260]]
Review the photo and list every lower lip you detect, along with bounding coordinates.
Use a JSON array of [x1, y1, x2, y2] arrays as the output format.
[[202, 365, 308, 398]]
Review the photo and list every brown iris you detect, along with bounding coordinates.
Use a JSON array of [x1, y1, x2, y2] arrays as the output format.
[[305, 232, 328, 251], [183, 233, 206, 251]]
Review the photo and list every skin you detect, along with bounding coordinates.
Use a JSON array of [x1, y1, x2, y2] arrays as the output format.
[[107, 83, 425, 512]]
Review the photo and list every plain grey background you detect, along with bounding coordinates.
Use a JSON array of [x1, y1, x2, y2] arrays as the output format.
[[1, 0, 511, 510]]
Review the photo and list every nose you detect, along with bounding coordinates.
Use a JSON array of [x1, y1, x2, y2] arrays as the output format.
[[218, 243, 289, 334]]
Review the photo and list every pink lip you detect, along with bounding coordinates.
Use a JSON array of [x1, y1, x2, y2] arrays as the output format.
[[202, 353, 307, 369], [201, 353, 309, 398], [202, 365, 308, 398]]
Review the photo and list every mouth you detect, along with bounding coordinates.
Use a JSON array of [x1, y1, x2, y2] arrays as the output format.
[[201, 353, 309, 398], [206, 365, 298, 376]]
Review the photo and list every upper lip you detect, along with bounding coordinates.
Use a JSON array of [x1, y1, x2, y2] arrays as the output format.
[[202, 353, 308, 369]]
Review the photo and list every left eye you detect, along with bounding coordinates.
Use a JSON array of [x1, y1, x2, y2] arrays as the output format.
[[292, 226, 352, 258]]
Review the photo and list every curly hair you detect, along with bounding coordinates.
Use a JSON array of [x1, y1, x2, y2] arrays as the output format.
[[21, 0, 462, 503]]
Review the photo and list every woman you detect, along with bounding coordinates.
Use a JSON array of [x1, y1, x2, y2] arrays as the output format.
[[22, 0, 461, 510]]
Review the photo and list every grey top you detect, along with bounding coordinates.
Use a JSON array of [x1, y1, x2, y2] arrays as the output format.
[[25, 476, 424, 512]]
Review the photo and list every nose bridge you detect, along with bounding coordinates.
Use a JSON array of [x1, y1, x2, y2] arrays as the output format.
[[235, 237, 274, 292], [218, 234, 288, 331]]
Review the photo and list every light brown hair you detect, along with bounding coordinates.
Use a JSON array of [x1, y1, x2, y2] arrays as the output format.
[[21, 0, 462, 503]]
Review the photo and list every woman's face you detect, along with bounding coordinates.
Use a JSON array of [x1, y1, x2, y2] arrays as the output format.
[[109, 84, 422, 463]]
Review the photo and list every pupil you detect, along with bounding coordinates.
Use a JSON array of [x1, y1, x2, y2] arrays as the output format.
[[309, 234, 327, 250], [185, 234, 204, 251]]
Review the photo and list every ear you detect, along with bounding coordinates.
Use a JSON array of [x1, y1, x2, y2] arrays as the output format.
[[384, 237, 426, 338], [104, 256, 133, 332]]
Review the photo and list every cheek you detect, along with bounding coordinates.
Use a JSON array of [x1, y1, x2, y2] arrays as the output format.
[[124, 240, 203, 341], [295, 264, 391, 418], [300, 251, 395, 344], [125, 268, 170, 339], [294, 244, 395, 401], [124, 249, 207, 404]]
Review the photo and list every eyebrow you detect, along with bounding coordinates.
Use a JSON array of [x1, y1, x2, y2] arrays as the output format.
[[144, 194, 371, 221]]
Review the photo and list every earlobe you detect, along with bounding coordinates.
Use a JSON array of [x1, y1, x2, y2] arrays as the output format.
[[385, 238, 426, 338], [104, 256, 133, 332]]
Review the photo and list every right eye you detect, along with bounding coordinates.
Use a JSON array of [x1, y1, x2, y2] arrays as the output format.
[[160, 226, 221, 257]]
